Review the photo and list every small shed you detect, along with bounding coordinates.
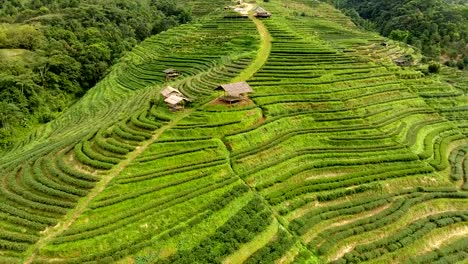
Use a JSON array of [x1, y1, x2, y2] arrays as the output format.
[[216, 82, 253, 103], [160, 86, 191, 110], [253, 6, 271, 18], [164, 94, 189, 110], [393, 58, 412, 67], [161, 86, 181, 98], [163, 68, 179, 80]]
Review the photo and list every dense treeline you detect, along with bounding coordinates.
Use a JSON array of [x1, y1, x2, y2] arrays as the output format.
[[0, 0, 191, 148], [328, 0, 468, 66]]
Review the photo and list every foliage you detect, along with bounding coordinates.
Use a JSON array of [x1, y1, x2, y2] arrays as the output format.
[[0, 0, 191, 148], [428, 63, 441, 73], [244, 229, 295, 264], [389, 29, 410, 42], [160, 197, 272, 263], [329, 0, 468, 65], [0, 0, 467, 263]]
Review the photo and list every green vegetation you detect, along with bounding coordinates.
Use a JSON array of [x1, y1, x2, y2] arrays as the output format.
[[329, 0, 468, 66], [0, 0, 192, 148], [0, 0, 467, 263]]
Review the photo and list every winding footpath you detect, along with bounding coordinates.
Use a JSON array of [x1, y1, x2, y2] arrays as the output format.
[[232, 8, 272, 82]]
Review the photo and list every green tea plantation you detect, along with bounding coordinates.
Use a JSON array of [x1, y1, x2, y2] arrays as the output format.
[[0, 0, 467, 263]]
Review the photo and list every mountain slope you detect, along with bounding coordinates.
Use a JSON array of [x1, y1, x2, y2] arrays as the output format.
[[330, 0, 468, 66], [0, 0, 194, 147], [0, 0, 467, 263]]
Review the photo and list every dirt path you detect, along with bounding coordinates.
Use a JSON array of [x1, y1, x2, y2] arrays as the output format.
[[23, 111, 192, 264], [426, 225, 468, 251], [232, 12, 272, 82]]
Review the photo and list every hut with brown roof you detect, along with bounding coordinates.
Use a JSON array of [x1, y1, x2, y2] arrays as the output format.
[[253, 6, 271, 18], [163, 68, 179, 80], [160, 86, 190, 110], [164, 94, 189, 110], [160, 86, 181, 98], [216, 82, 253, 103]]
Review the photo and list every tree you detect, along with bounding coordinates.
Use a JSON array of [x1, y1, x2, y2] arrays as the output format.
[[0, 102, 24, 129], [2, 1, 18, 16], [0, 24, 45, 50], [335, 0, 468, 64], [0, 0, 192, 148], [389, 29, 410, 42]]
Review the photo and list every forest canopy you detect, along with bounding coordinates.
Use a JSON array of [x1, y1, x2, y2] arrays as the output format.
[[328, 0, 468, 67], [0, 0, 191, 148]]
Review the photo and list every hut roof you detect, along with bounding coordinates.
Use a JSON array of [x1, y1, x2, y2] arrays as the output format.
[[253, 6, 268, 13], [253, 6, 271, 15], [164, 94, 186, 105], [393, 58, 412, 66], [161, 86, 181, 98], [163, 68, 178, 74], [216, 82, 253, 97], [253, 6, 271, 17]]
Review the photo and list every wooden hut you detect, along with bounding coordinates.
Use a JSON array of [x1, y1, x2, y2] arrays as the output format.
[[163, 68, 179, 80], [160, 86, 190, 110], [164, 94, 189, 110], [253, 6, 271, 18], [216, 82, 253, 103], [393, 58, 412, 67], [160, 86, 182, 98]]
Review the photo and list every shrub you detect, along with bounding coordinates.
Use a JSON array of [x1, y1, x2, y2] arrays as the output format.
[[428, 63, 440, 74]]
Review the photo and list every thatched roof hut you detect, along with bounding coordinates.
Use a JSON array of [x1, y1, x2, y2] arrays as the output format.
[[161, 86, 181, 98], [164, 94, 186, 105], [216, 82, 253, 97], [164, 94, 189, 109], [393, 58, 412, 66], [253, 6, 271, 18], [216, 82, 253, 103], [160, 86, 190, 110], [163, 68, 180, 80], [163, 68, 178, 74]]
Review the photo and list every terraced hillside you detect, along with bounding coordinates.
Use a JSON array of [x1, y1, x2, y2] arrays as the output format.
[[0, 0, 467, 263]]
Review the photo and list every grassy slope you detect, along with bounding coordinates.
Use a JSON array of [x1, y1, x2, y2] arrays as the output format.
[[0, 0, 467, 263], [232, 13, 272, 82]]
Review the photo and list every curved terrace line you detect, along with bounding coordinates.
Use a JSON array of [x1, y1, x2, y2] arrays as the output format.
[[232, 13, 272, 83]]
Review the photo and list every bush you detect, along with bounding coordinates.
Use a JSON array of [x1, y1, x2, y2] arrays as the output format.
[[428, 63, 440, 74]]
